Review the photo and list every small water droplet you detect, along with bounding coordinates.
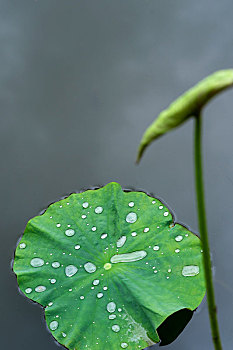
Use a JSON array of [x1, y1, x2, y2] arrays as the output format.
[[126, 212, 137, 223], [128, 202, 135, 207], [48, 302, 53, 306], [65, 229, 75, 237], [97, 292, 103, 298], [56, 224, 61, 228], [82, 202, 89, 208], [92, 226, 97, 232], [101, 233, 108, 239], [80, 295, 85, 300], [143, 227, 149, 233], [109, 314, 116, 320], [121, 343, 128, 348], [84, 262, 96, 273], [153, 270, 158, 273], [118, 308, 122, 312], [131, 232, 137, 237], [82, 215, 87, 219], [168, 268, 172, 273], [107, 302, 116, 313], [164, 212, 169, 217], [75, 244, 81, 250], [50, 321, 58, 331], [112, 324, 120, 332], [95, 206, 103, 214], [30, 258, 44, 267], [52, 262, 60, 268], [103, 286, 108, 290], [19, 243, 26, 249], [159, 205, 163, 209], [152, 200, 156, 204], [65, 265, 78, 277], [182, 265, 199, 277], [50, 279, 56, 284], [116, 236, 127, 248], [25, 288, 32, 294], [93, 279, 100, 286], [62, 332, 67, 337], [175, 249, 180, 253], [153, 246, 160, 251], [104, 263, 112, 270], [35, 285, 46, 293], [175, 235, 183, 242]]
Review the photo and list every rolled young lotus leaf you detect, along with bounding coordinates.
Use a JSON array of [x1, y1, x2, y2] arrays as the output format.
[[137, 69, 233, 163]]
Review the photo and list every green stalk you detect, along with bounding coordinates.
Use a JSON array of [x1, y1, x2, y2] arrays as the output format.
[[194, 113, 222, 350]]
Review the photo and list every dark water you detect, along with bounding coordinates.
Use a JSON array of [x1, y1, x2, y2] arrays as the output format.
[[1, 1, 233, 349]]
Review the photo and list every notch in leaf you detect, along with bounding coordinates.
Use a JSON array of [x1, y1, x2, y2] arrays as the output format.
[[137, 69, 233, 163]]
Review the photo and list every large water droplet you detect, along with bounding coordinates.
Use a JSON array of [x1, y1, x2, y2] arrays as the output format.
[[52, 262, 60, 268], [30, 258, 44, 267], [95, 206, 103, 214], [182, 265, 199, 277], [65, 229, 75, 237], [126, 212, 137, 223], [112, 324, 120, 332], [121, 343, 128, 348], [84, 262, 96, 273], [35, 285, 46, 293], [116, 236, 127, 248], [50, 321, 58, 331], [107, 302, 116, 313], [111, 251, 147, 263], [65, 265, 78, 277], [175, 235, 183, 242]]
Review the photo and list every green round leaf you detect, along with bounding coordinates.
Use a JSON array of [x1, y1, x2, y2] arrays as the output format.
[[13, 182, 205, 349]]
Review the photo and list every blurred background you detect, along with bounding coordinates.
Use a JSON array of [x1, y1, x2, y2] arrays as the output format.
[[1, 0, 233, 349]]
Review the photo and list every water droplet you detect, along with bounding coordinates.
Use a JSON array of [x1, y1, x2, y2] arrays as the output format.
[[50, 321, 58, 331], [65, 265, 78, 277], [153, 270, 158, 273], [35, 285, 46, 293], [152, 200, 156, 204], [104, 263, 112, 270], [126, 212, 137, 223], [20, 243, 26, 249], [95, 206, 103, 214], [25, 288, 32, 294], [103, 286, 108, 290], [143, 227, 149, 233], [82, 202, 89, 208], [159, 205, 163, 209], [80, 295, 85, 300], [48, 302, 53, 306], [92, 226, 97, 232], [131, 232, 137, 237], [62, 332, 67, 337], [175, 235, 183, 242], [164, 212, 169, 216], [128, 202, 134, 207], [182, 265, 199, 277], [117, 236, 127, 248], [107, 302, 116, 313], [65, 229, 75, 237], [84, 262, 96, 273], [118, 308, 122, 312], [109, 314, 116, 320], [97, 292, 103, 298], [153, 246, 160, 251], [93, 279, 100, 286], [175, 249, 180, 253], [82, 215, 87, 219], [185, 234, 189, 237], [121, 343, 128, 348], [101, 233, 108, 239], [56, 224, 61, 228], [50, 279, 56, 284], [52, 262, 60, 268], [111, 251, 147, 263], [112, 324, 120, 332], [168, 268, 172, 273], [30, 258, 44, 267]]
